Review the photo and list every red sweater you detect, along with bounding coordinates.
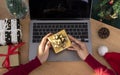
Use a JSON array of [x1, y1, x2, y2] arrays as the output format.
[[3, 54, 115, 75], [85, 54, 115, 75]]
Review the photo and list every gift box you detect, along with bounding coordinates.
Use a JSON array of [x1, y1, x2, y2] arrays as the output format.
[[48, 30, 71, 53], [0, 19, 22, 46], [0, 43, 24, 68], [0, 46, 19, 68]]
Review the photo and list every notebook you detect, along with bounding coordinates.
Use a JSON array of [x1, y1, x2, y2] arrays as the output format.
[[29, 0, 92, 61]]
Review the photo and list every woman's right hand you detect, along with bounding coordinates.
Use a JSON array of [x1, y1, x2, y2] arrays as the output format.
[[37, 33, 52, 64], [67, 35, 89, 60]]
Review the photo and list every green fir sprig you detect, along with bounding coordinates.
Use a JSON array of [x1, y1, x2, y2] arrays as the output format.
[[96, 0, 120, 20], [6, 0, 28, 19]]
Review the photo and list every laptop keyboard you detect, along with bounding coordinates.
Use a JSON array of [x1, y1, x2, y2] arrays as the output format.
[[32, 23, 89, 43]]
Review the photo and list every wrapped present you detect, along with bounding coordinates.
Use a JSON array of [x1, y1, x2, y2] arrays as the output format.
[[0, 42, 24, 69], [48, 30, 71, 53], [0, 19, 22, 46]]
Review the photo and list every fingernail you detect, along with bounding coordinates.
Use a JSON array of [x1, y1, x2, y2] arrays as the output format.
[[47, 42, 50, 46]]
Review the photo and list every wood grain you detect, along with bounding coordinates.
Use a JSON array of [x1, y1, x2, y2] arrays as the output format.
[[1, 0, 120, 75]]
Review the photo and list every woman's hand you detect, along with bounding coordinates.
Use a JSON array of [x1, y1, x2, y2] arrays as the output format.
[[67, 35, 89, 60], [37, 33, 52, 64]]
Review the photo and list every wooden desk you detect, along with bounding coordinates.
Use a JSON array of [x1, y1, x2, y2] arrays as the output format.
[[0, 0, 120, 75]]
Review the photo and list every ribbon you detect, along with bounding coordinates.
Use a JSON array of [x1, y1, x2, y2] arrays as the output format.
[[0, 42, 25, 69]]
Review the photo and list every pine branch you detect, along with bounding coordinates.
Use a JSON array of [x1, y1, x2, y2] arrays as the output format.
[[6, 0, 28, 19]]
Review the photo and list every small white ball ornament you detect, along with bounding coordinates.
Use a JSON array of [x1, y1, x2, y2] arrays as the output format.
[[98, 46, 108, 56]]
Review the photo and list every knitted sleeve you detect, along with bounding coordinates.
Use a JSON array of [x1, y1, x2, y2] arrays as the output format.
[[3, 57, 41, 75], [85, 54, 115, 75]]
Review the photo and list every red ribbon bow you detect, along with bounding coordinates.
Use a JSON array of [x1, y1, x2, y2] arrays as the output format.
[[0, 42, 25, 69]]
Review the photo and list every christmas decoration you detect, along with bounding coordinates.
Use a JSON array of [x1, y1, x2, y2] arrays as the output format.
[[98, 27, 110, 39], [92, 0, 120, 29], [6, 0, 28, 19], [97, 45, 120, 74], [94, 0, 120, 20]]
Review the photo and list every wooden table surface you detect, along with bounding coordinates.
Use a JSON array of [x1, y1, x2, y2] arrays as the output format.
[[0, 0, 120, 75]]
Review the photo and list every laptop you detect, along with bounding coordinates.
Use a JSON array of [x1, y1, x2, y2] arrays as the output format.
[[29, 0, 92, 61]]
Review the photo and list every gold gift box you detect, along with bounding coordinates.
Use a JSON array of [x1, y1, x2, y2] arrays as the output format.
[[48, 30, 71, 53], [0, 46, 19, 68]]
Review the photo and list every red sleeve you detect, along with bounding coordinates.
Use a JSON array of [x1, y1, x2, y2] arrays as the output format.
[[85, 54, 115, 75], [3, 57, 41, 75]]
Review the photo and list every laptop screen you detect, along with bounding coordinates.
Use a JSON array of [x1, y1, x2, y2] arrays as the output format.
[[29, 0, 91, 20]]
